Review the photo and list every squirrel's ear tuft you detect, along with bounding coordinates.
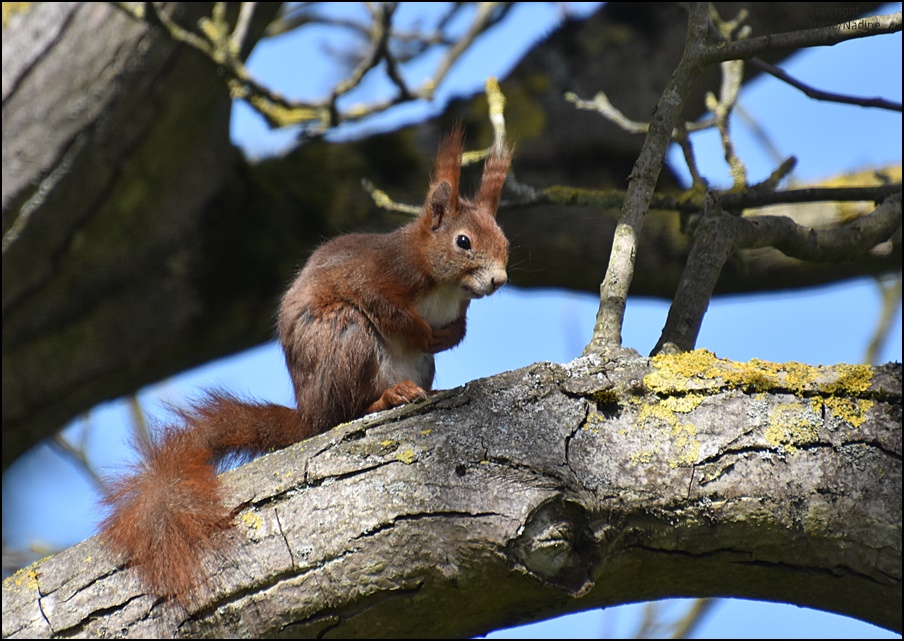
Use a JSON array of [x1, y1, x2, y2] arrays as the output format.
[[430, 127, 463, 205], [425, 127, 464, 228], [477, 141, 511, 216]]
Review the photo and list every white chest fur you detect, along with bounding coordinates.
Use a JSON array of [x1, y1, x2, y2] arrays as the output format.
[[375, 284, 465, 390], [417, 282, 466, 328]]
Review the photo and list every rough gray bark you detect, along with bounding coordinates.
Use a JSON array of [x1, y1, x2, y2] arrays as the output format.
[[2, 2, 897, 470], [2, 354, 900, 637]]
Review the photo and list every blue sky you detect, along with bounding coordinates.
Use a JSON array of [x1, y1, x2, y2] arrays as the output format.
[[3, 3, 901, 638]]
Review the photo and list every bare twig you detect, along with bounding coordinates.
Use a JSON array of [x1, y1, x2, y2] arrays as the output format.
[[49, 430, 105, 492], [585, 3, 713, 353], [366, 77, 511, 213], [425, 3, 511, 98], [116, 2, 514, 132], [528, 181, 901, 213], [653, 191, 902, 355], [674, 123, 708, 190], [736, 104, 788, 170], [670, 598, 719, 639], [720, 183, 900, 209], [565, 91, 717, 135], [749, 56, 903, 112], [700, 11, 902, 65], [705, 58, 748, 188], [653, 191, 735, 355], [361, 179, 421, 216], [230, 2, 257, 58]]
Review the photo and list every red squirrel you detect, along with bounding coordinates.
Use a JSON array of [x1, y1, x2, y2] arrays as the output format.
[[100, 128, 512, 602]]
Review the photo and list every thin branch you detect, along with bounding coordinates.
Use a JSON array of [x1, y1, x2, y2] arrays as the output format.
[[422, 3, 510, 99], [117, 2, 513, 132], [720, 183, 901, 209], [652, 191, 735, 355], [361, 179, 421, 216], [705, 58, 748, 188], [735, 192, 902, 261], [701, 11, 903, 65], [365, 77, 511, 213], [652, 191, 902, 355], [522, 178, 901, 214], [331, 3, 395, 100], [671, 598, 719, 639], [735, 103, 787, 169], [706, 5, 750, 189], [565, 90, 717, 135], [674, 123, 707, 190], [230, 2, 257, 59], [48, 431, 106, 492], [748, 56, 903, 112], [585, 3, 713, 353]]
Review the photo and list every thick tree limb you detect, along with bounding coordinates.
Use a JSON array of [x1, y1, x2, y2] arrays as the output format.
[[2, 354, 900, 637]]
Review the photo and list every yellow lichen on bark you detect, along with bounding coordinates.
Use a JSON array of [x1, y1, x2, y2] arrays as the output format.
[[645, 349, 874, 397], [766, 402, 820, 453]]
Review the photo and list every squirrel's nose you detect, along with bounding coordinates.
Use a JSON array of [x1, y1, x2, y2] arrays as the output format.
[[490, 269, 508, 291]]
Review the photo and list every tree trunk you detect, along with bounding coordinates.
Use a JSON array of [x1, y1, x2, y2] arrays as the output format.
[[2, 353, 900, 637]]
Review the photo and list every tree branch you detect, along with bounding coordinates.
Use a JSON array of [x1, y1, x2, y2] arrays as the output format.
[[117, 1, 515, 132], [653, 192, 901, 354], [586, 3, 713, 353], [748, 55, 903, 112], [3, 356, 900, 637], [653, 192, 735, 355], [701, 10, 902, 64], [735, 192, 902, 259]]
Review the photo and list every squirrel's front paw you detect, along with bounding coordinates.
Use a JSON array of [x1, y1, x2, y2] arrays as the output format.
[[366, 380, 428, 413]]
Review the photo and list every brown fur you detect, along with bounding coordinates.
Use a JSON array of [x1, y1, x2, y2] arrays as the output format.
[[100, 129, 512, 601]]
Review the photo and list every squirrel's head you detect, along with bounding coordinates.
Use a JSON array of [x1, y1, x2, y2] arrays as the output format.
[[420, 126, 512, 298]]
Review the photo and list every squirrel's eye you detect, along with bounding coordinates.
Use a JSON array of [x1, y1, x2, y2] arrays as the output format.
[[456, 234, 471, 250]]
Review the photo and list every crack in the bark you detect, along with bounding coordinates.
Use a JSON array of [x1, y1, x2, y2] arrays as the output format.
[[1, 4, 80, 108], [695, 436, 901, 477], [352, 510, 507, 541], [244, 458, 397, 511], [628, 543, 891, 586], [273, 507, 295, 569], [564, 400, 592, 473], [49, 592, 154, 638]]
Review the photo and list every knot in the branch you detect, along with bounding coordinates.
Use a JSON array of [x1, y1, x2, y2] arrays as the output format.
[[511, 497, 597, 597]]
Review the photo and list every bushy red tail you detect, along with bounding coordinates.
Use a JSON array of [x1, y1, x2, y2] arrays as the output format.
[[100, 392, 304, 601]]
